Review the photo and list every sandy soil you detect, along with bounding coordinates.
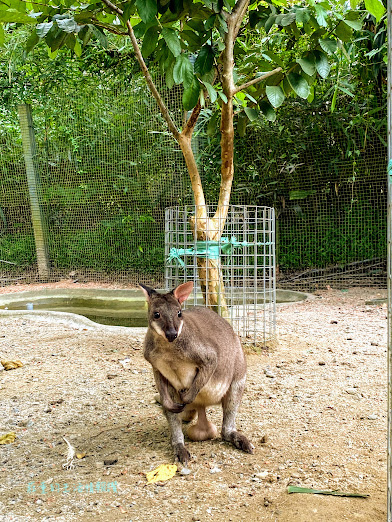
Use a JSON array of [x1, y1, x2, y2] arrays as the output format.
[[0, 284, 387, 521]]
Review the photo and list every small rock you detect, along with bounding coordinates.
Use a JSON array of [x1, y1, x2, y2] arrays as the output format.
[[107, 374, 117, 380], [210, 466, 221, 474], [330, 320, 338, 324], [318, 361, 326, 366], [260, 435, 268, 444], [346, 388, 357, 395], [368, 414, 378, 420], [255, 471, 268, 479], [264, 368, 275, 379], [180, 467, 191, 476], [371, 342, 379, 346], [103, 459, 118, 466]]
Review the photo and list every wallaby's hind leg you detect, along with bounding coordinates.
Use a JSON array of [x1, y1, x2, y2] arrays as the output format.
[[164, 409, 190, 465], [187, 407, 218, 441], [221, 377, 254, 454]]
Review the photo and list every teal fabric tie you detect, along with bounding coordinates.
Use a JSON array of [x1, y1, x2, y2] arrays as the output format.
[[167, 236, 269, 268]]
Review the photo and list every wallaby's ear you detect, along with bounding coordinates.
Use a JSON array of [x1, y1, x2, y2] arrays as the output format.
[[173, 281, 194, 304], [139, 283, 157, 302]]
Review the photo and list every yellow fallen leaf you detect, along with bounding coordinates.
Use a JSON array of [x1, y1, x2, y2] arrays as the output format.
[[146, 464, 177, 484], [0, 432, 16, 445], [76, 452, 86, 459], [1, 360, 23, 371]]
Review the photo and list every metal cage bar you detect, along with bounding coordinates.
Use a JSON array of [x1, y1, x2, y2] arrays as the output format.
[[164, 205, 276, 344]]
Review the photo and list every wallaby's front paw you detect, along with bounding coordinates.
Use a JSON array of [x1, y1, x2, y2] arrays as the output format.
[[165, 402, 186, 413], [224, 431, 254, 454], [173, 443, 191, 465]]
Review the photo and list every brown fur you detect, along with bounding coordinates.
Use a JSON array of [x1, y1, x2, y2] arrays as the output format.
[[140, 281, 254, 465]]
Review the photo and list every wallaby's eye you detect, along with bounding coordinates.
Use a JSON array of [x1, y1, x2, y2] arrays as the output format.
[[153, 312, 160, 319], [177, 310, 182, 318]]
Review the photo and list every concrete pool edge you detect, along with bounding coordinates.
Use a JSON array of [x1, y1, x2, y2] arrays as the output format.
[[0, 287, 311, 332], [0, 309, 147, 335]]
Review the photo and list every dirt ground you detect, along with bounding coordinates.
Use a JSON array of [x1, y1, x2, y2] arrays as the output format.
[[0, 284, 387, 521]]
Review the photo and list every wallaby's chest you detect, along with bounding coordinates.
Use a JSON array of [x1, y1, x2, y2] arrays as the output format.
[[147, 343, 197, 391]]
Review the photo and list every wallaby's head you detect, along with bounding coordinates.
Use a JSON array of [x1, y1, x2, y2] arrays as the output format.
[[139, 281, 194, 343]]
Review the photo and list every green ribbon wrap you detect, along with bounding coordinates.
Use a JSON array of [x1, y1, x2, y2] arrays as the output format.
[[167, 235, 269, 268]]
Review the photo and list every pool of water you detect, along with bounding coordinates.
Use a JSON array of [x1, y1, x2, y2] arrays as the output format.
[[0, 288, 308, 328]]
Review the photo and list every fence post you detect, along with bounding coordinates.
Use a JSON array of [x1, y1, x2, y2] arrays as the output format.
[[18, 104, 50, 280]]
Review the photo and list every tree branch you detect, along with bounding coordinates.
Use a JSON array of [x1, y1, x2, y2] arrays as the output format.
[[232, 0, 251, 39], [233, 67, 282, 94], [101, 0, 180, 140], [182, 101, 202, 138]]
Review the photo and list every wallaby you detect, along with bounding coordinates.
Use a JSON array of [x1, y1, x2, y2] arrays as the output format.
[[140, 281, 254, 465]]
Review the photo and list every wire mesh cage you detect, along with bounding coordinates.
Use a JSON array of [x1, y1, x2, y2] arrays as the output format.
[[165, 205, 276, 345]]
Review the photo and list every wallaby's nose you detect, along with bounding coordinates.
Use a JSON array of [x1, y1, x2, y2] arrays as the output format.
[[166, 329, 178, 342]]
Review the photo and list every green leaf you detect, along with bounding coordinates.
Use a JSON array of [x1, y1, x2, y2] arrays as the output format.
[[74, 39, 82, 57], [262, 50, 284, 67], [275, 12, 296, 26], [173, 54, 194, 88], [162, 27, 181, 57], [25, 30, 39, 53], [288, 486, 369, 498], [297, 54, 316, 75], [207, 111, 219, 136], [36, 22, 53, 38], [0, 8, 37, 23], [237, 112, 247, 137], [141, 26, 159, 58], [307, 85, 315, 103], [47, 29, 69, 52], [315, 5, 328, 27], [331, 85, 338, 112], [205, 13, 216, 30], [182, 78, 200, 111], [318, 38, 337, 55], [0, 24, 4, 47], [314, 51, 330, 78], [264, 14, 277, 33], [136, 0, 158, 23], [244, 107, 259, 121], [259, 101, 276, 122], [343, 17, 363, 31], [365, 0, 385, 22], [186, 19, 205, 33], [165, 61, 175, 89], [182, 30, 203, 52], [295, 7, 311, 24], [91, 26, 108, 48], [56, 17, 78, 33], [218, 90, 228, 103], [266, 85, 285, 108], [194, 45, 214, 76], [204, 81, 217, 103], [335, 21, 353, 42], [287, 73, 310, 99], [289, 190, 317, 200]]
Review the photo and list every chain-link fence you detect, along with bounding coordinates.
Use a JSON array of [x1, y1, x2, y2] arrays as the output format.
[[0, 78, 387, 290]]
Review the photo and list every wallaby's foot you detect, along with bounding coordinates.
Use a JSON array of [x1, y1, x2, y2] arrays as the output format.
[[187, 406, 217, 441], [222, 430, 254, 454], [188, 420, 218, 441], [180, 408, 197, 423], [173, 443, 191, 465]]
